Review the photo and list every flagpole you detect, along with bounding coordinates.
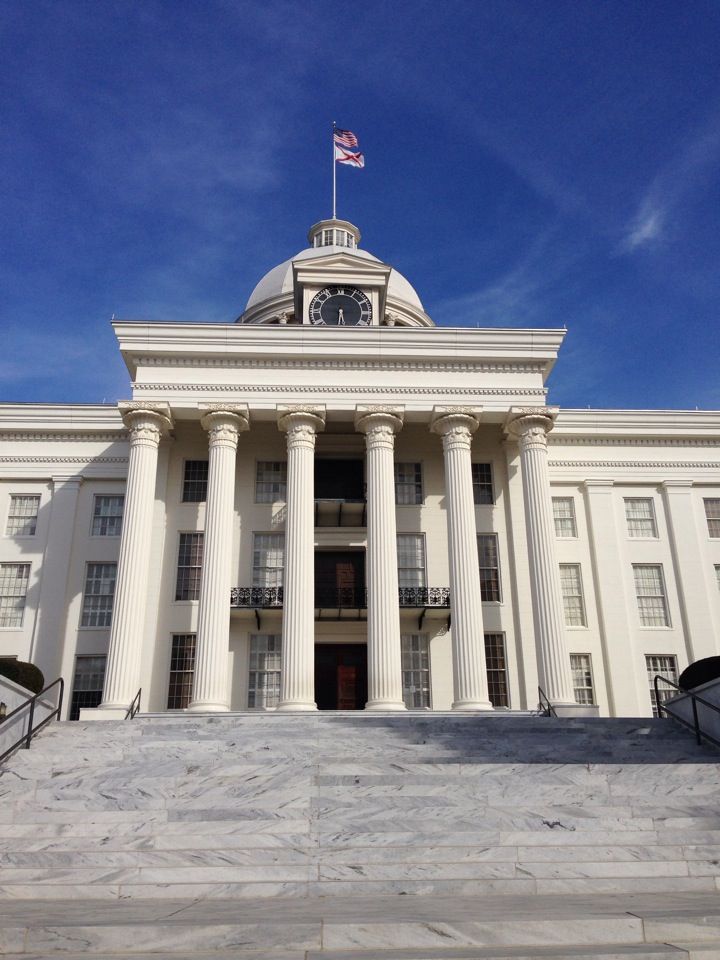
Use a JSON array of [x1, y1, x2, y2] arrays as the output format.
[[332, 121, 337, 219]]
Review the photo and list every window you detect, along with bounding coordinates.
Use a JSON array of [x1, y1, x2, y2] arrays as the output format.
[[704, 499, 720, 538], [69, 655, 106, 721], [182, 460, 208, 503], [477, 534, 501, 601], [248, 634, 282, 708], [625, 498, 657, 538], [81, 563, 117, 627], [0, 563, 30, 628], [633, 564, 670, 627], [397, 534, 426, 588], [560, 564, 586, 627], [401, 634, 430, 708], [552, 497, 577, 538], [175, 533, 204, 601], [472, 463, 494, 505], [485, 633, 509, 707], [646, 654, 679, 717], [256, 462, 287, 503], [91, 495, 124, 536], [5, 495, 40, 537], [253, 533, 284, 587], [167, 634, 196, 709], [715, 565, 720, 591], [395, 463, 423, 505], [570, 654, 595, 705]]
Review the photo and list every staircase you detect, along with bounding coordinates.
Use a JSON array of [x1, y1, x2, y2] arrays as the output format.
[[1, 713, 720, 958]]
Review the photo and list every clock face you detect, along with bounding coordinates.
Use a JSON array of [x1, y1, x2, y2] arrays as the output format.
[[309, 286, 372, 326]]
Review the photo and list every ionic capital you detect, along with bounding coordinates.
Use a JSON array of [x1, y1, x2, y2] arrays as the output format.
[[505, 407, 559, 451], [278, 406, 326, 449], [119, 403, 173, 446], [431, 407, 480, 452], [200, 405, 250, 448], [355, 407, 404, 448]]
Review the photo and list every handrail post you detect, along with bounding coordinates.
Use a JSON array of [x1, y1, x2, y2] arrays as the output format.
[[24, 698, 36, 750], [691, 695, 702, 746]]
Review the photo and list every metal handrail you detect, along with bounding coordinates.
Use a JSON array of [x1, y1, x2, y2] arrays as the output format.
[[125, 688, 142, 720], [0, 677, 64, 765], [537, 686, 557, 718], [654, 674, 720, 749]]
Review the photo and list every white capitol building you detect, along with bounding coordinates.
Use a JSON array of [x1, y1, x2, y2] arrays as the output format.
[[1, 216, 719, 721]]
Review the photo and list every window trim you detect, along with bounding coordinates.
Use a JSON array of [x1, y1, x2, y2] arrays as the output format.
[[559, 563, 587, 628], [477, 533, 502, 603], [396, 533, 427, 589], [401, 633, 431, 709], [167, 633, 196, 710], [90, 494, 124, 538], [181, 459, 209, 504], [248, 633, 282, 709], [394, 462, 424, 506], [704, 498, 720, 539], [484, 632, 510, 708], [646, 653, 679, 717], [472, 462, 495, 506], [624, 497, 658, 540], [174, 531, 204, 603], [0, 562, 31, 630], [5, 494, 41, 539], [633, 563, 671, 628], [255, 460, 288, 504], [552, 496, 577, 539], [252, 532, 285, 588], [570, 652, 595, 705], [79, 562, 117, 630]]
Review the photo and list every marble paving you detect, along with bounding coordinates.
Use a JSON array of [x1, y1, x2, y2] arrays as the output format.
[[0, 713, 720, 956]]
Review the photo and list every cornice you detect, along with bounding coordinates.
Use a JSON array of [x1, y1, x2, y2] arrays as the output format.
[[549, 460, 720, 469], [0, 432, 127, 442], [549, 437, 720, 448], [134, 382, 547, 398], [0, 456, 129, 464], [139, 356, 548, 374]]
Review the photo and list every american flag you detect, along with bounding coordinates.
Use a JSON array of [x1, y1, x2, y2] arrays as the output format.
[[334, 128, 359, 148]]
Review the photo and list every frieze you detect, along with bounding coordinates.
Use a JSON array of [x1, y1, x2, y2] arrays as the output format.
[[140, 356, 547, 374], [135, 382, 547, 397]]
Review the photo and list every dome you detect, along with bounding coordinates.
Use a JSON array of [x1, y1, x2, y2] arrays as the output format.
[[240, 219, 426, 321]]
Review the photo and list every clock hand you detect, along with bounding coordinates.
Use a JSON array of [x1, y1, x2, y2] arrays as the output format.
[[338, 308, 345, 325]]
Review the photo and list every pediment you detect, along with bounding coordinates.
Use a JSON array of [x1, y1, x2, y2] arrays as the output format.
[[293, 252, 392, 289]]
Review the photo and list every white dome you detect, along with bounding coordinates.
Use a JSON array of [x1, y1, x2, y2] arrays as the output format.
[[245, 244, 425, 313]]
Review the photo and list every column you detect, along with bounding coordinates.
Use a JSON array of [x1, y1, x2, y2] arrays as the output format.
[[189, 405, 249, 712], [431, 409, 493, 711], [276, 406, 325, 711], [662, 480, 717, 663], [99, 404, 171, 716], [356, 408, 406, 711], [506, 408, 576, 709], [29, 476, 82, 687]]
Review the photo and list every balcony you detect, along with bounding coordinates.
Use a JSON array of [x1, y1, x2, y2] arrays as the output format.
[[230, 584, 450, 629], [315, 458, 366, 527]]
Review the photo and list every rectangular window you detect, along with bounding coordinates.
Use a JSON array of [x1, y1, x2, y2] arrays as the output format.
[[69, 655, 106, 721], [646, 654, 679, 717], [167, 634, 196, 709], [570, 653, 595, 705], [252, 533, 284, 587], [5, 495, 40, 537], [91, 495, 124, 536], [248, 634, 282, 708], [485, 632, 509, 707], [394, 463, 423, 505], [477, 534, 501, 602], [81, 563, 117, 627], [560, 564, 586, 627], [0, 563, 31, 628], [472, 463, 494, 505], [182, 460, 208, 503], [633, 564, 670, 627], [715, 564, 720, 591], [401, 634, 430, 708], [255, 461, 287, 503], [625, 498, 658, 538], [704, 498, 720, 538], [175, 533, 204, 601], [397, 534, 426, 588], [552, 497, 577, 538]]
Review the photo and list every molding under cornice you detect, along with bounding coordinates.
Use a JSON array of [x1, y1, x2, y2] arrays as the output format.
[[132, 382, 547, 398]]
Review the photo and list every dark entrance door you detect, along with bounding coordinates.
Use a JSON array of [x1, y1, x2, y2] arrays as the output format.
[[315, 644, 368, 710], [315, 551, 365, 608]]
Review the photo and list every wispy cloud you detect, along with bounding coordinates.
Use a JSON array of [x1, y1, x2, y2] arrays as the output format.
[[622, 109, 720, 252]]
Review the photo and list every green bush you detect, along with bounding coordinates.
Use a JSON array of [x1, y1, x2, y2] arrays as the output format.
[[0, 660, 45, 694]]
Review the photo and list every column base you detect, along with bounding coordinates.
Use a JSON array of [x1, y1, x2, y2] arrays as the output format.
[[276, 701, 318, 712], [452, 699, 494, 712], [79, 706, 128, 721], [187, 701, 230, 713], [550, 702, 600, 718], [365, 700, 407, 712]]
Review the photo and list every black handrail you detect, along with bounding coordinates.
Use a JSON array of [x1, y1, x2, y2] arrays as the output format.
[[654, 674, 720, 749], [125, 688, 142, 720], [537, 686, 557, 718], [0, 678, 64, 765]]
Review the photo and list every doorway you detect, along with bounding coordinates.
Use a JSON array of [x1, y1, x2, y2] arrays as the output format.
[[315, 644, 368, 710], [315, 550, 365, 609]]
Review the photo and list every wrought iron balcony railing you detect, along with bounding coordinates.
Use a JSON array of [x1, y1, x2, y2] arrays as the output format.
[[230, 585, 450, 610], [230, 586, 283, 608], [398, 586, 450, 608]]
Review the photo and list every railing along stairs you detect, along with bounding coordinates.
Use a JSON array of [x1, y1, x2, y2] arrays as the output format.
[[0, 678, 64, 765], [654, 674, 720, 749], [536, 686, 557, 717]]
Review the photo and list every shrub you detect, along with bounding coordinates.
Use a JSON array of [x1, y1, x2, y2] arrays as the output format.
[[0, 660, 45, 694]]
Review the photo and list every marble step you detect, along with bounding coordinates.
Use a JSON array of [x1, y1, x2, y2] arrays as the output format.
[[1, 892, 720, 953]]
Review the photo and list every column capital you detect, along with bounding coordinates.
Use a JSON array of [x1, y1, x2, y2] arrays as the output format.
[[119, 402, 173, 444], [661, 479, 695, 490], [430, 407, 480, 451], [355, 406, 404, 445], [200, 405, 250, 447], [583, 479, 615, 490], [505, 406, 559, 449], [50, 474, 84, 487], [278, 406, 325, 447]]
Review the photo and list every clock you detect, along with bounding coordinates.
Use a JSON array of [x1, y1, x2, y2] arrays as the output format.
[[308, 286, 372, 326]]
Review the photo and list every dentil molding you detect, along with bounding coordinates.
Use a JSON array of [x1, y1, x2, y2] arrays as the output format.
[[133, 382, 547, 398], [140, 356, 548, 374]]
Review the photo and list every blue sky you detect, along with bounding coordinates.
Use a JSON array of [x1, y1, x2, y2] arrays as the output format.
[[2, 0, 719, 410]]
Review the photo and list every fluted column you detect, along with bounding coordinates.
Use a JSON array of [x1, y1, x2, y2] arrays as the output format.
[[189, 405, 249, 712], [100, 404, 172, 713], [506, 408, 576, 706], [431, 409, 493, 711], [356, 408, 406, 711], [276, 406, 325, 710]]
